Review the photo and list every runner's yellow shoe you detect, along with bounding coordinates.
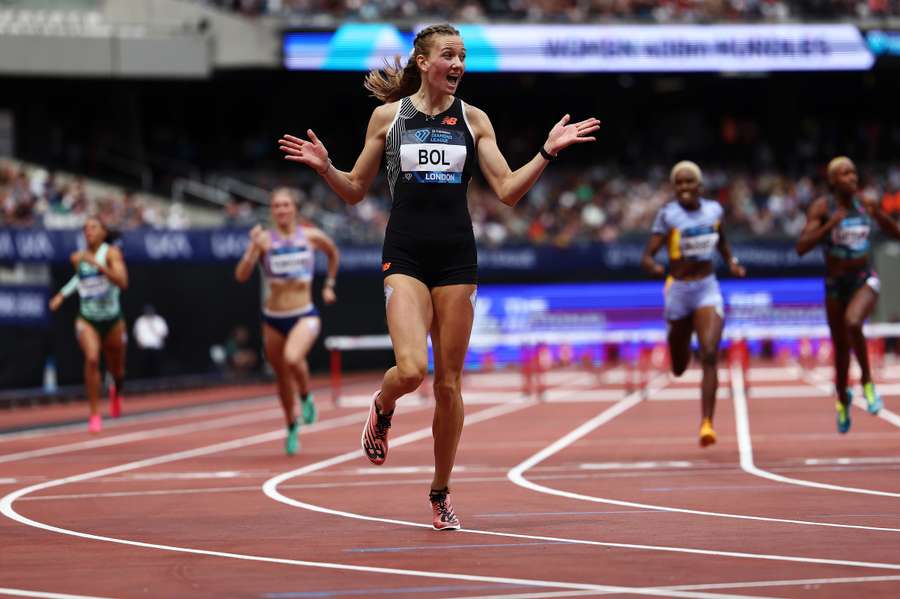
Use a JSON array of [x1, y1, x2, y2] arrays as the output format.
[[699, 418, 716, 447]]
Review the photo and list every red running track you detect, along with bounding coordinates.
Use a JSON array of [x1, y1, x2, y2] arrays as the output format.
[[2, 361, 900, 598]]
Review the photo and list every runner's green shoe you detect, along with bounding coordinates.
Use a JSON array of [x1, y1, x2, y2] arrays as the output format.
[[836, 391, 852, 434], [864, 382, 883, 415], [285, 419, 300, 455], [301, 393, 317, 425]]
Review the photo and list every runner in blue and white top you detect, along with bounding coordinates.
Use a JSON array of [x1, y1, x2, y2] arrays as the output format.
[[48, 216, 129, 434], [277, 23, 600, 530], [235, 187, 340, 455], [796, 156, 900, 433], [641, 161, 745, 448]]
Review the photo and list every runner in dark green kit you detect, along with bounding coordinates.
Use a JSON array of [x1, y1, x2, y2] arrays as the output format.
[[797, 156, 900, 433], [49, 217, 128, 433]]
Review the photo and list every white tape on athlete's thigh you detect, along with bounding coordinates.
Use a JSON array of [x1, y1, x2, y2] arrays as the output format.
[[306, 317, 321, 335], [384, 284, 394, 308], [470, 288, 477, 308]]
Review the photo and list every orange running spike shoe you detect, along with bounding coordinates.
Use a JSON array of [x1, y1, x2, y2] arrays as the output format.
[[429, 487, 461, 531]]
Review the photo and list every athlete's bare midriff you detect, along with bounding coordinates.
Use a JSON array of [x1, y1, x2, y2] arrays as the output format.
[[669, 259, 714, 281], [265, 279, 313, 312]]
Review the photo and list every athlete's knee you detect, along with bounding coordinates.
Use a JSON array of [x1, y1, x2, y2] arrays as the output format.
[[432, 375, 462, 403], [671, 362, 688, 377], [670, 354, 689, 376], [699, 347, 718, 367], [396, 358, 427, 391], [282, 347, 307, 370], [84, 354, 100, 371], [844, 313, 864, 332]]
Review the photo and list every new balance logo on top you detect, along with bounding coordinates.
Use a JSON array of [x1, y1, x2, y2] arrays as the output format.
[[441, 117, 458, 126]]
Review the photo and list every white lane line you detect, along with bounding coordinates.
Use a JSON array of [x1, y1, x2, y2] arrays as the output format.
[[264, 389, 900, 572], [731, 362, 900, 499], [506, 376, 900, 533], [0, 590, 113, 599], [0, 406, 283, 464], [1, 404, 745, 599], [262, 400, 795, 599], [0, 394, 276, 443], [805, 457, 900, 466], [442, 574, 900, 598]]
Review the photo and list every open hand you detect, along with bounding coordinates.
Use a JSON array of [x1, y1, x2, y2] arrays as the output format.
[[279, 130, 330, 175], [544, 114, 601, 155]]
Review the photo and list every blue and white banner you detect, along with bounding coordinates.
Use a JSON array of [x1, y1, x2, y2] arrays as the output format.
[[284, 24, 873, 73], [0, 228, 824, 274], [0, 286, 48, 326]]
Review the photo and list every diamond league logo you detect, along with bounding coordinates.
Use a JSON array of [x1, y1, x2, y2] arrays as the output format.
[[415, 129, 430, 142]]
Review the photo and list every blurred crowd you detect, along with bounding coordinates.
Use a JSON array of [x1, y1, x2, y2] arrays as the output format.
[[0, 162, 191, 230], [229, 162, 900, 246], [7, 159, 900, 246], [195, 0, 899, 21]]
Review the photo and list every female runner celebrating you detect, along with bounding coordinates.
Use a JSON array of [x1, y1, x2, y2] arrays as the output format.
[[279, 23, 599, 529]]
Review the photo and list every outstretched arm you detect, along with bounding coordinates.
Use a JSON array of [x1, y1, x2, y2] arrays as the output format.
[[49, 274, 79, 311], [469, 107, 600, 207], [641, 234, 667, 277], [278, 104, 394, 205], [796, 197, 841, 256], [306, 227, 340, 305]]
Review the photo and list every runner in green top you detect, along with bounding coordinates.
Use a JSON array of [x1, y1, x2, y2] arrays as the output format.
[[49, 217, 129, 433]]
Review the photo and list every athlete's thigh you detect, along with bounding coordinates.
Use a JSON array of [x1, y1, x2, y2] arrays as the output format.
[[667, 317, 694, 356], [692, 306, 724, 353], [430, 284, 476, 376], [384, 274, 433, 365], [825, 297, 848, 344], [284, 316, 321, 361], [75, 318, 101, 361], [263, 324, 287, 372], [846, 284, 878, 327]]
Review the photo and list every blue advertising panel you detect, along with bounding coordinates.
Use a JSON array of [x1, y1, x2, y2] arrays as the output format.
[[466, 278, 824, 366], [0, 285, 49, 326], [0, 228, 823, 275]]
